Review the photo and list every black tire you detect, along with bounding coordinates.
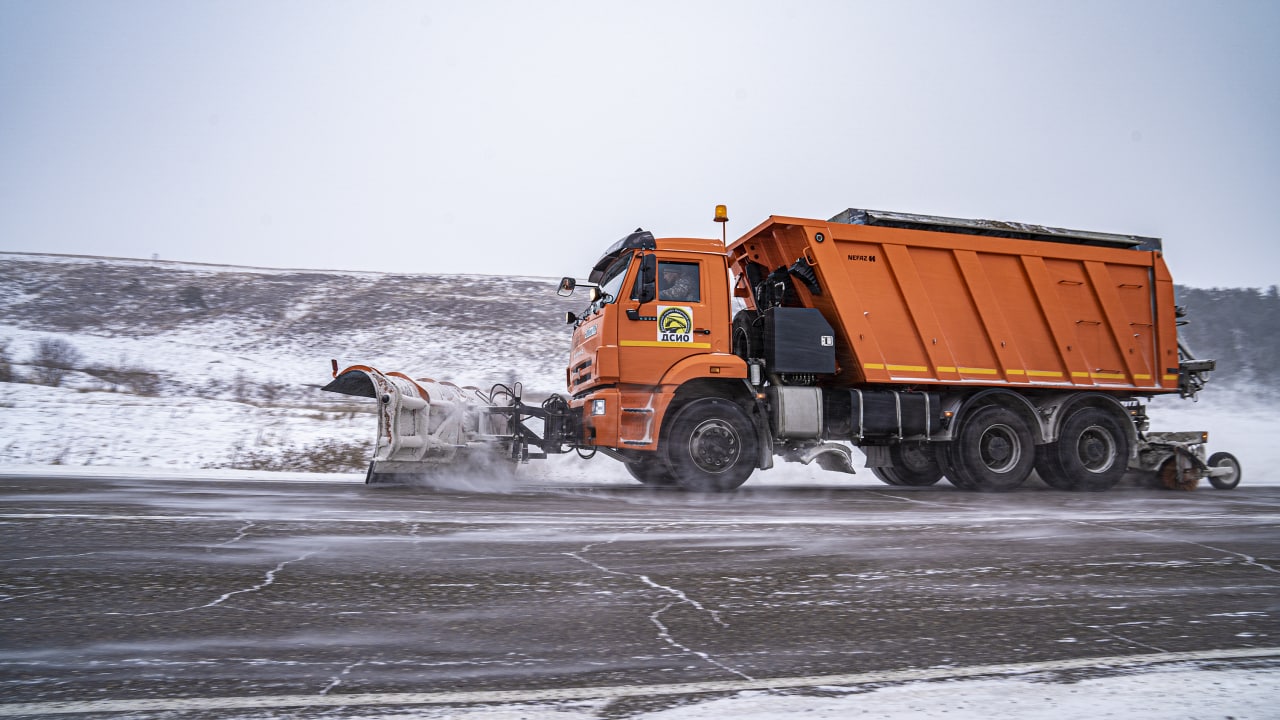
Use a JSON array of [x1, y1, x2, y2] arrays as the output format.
[[871, 467, 903, 486], [1035, 406, 1131, 492], [664, 398, 758, 492], [624, 460, 679, 487], [731, 310, 762, 362], [1207, 451, 1242, 490], [1035, 465, 1079, 491], [936, 444, 972, 489], [943, 404, 1036, 492], [887, 443, 944, 486]]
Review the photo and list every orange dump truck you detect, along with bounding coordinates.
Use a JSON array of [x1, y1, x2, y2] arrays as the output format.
[[324, 208, 1239, 492]]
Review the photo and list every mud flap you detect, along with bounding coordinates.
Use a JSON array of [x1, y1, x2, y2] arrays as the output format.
[[788, 442, 857, 474]]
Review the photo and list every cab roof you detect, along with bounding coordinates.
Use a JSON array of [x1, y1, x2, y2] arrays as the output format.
[[588, 229, 724, 283]]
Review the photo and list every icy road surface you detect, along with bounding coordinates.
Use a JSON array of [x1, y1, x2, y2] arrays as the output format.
[[1, 472, 1278, 719]]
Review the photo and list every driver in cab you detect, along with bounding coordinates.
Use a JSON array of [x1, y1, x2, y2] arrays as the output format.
[[659, 264, 698, 303]]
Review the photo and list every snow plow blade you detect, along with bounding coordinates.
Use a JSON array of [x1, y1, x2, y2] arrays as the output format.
[[322, 364, 514, 482]]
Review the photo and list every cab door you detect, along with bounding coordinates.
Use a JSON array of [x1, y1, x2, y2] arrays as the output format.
[[616, 254, 718, 386]]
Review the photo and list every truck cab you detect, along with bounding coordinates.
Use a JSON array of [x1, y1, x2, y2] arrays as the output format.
[[561, 229, 755, 486]]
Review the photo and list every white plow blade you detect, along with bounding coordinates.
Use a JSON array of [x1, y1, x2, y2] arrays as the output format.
[[323, 366, 508, 473]]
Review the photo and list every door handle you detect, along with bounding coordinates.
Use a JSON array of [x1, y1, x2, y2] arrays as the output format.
[[694, 328, 711, 335]]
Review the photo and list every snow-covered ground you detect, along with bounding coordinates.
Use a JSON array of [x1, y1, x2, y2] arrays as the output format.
[[309, 663, 1279, 720], [636, 666, 1280, 720]]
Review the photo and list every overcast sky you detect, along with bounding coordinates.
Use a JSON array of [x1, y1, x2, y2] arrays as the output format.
[[1, 1, 1277, 288]]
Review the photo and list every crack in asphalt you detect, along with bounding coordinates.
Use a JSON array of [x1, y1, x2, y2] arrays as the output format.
[[214, 521, 256, 548], [865, 490, 957, 507], [1177, 541, 1280, 575], [648, 601, 750, 680], [1069, 520, 1280, 575], [1070, 621, 1168, 653], [404, 521, 422, 540], [0, 589, 58, 603], [319, 658, 369, 695], [867, 494, 1280, 583], [123, 551, 319, 616], [564, 529, 751, 681], [1, 551, 104, 563]]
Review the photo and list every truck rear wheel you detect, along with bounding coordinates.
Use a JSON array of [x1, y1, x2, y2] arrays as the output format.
[[941, 404, 1035, 492], [877, 444, 944, 486], [871, 467, 902, 486], [1035, 406, 1130, 492], [624, 460, 678, 487], [664, 398, 757, 492]]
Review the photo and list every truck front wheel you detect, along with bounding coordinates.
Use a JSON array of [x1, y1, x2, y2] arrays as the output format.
[[1035, 406, 1130, 492], [664, 398, 758, 492], [941, 404, 1036, 492], [625, 460, 678, 487]]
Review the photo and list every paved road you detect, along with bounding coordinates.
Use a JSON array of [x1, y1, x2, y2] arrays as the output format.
[[1, 473, 1278, 716]]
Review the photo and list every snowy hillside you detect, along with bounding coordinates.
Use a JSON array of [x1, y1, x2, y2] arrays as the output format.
[[0, 251, 1275, 486], [0, 252, 579, 390], [0, 252, 580, 473]]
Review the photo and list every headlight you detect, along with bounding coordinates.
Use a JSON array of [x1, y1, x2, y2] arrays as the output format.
[[591, 399, 606, 416]]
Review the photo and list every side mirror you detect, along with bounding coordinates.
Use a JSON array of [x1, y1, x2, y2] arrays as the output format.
[[565, 311, 578, 325], [557, 277, 576, 297], [589, 287, 603, 302], [636, 254, 656, 304]]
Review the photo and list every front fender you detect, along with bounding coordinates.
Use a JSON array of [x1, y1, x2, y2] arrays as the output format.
[[658, 353, 748, 388]]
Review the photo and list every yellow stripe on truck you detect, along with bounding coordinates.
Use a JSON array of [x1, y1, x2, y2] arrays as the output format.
[[618, 340, 712, 349]]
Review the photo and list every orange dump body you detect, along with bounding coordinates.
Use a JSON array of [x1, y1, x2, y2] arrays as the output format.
[[728, 213, 1180, 395]]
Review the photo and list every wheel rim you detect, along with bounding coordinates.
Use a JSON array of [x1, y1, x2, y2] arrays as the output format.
[[979, 424, 1021, 474], [1215, 459, 1240, 484], [1077, 425, 1117, 473], [688, 418, 741, 474]]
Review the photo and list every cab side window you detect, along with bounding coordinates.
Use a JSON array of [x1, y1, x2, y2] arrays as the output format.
[[658, 262, 700, 303]]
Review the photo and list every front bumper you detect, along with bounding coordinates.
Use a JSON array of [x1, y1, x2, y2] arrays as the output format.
[[574, 386, 668, 452]]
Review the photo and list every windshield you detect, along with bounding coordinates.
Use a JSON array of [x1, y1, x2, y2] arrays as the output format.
[[597, 255, 631, 304]]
